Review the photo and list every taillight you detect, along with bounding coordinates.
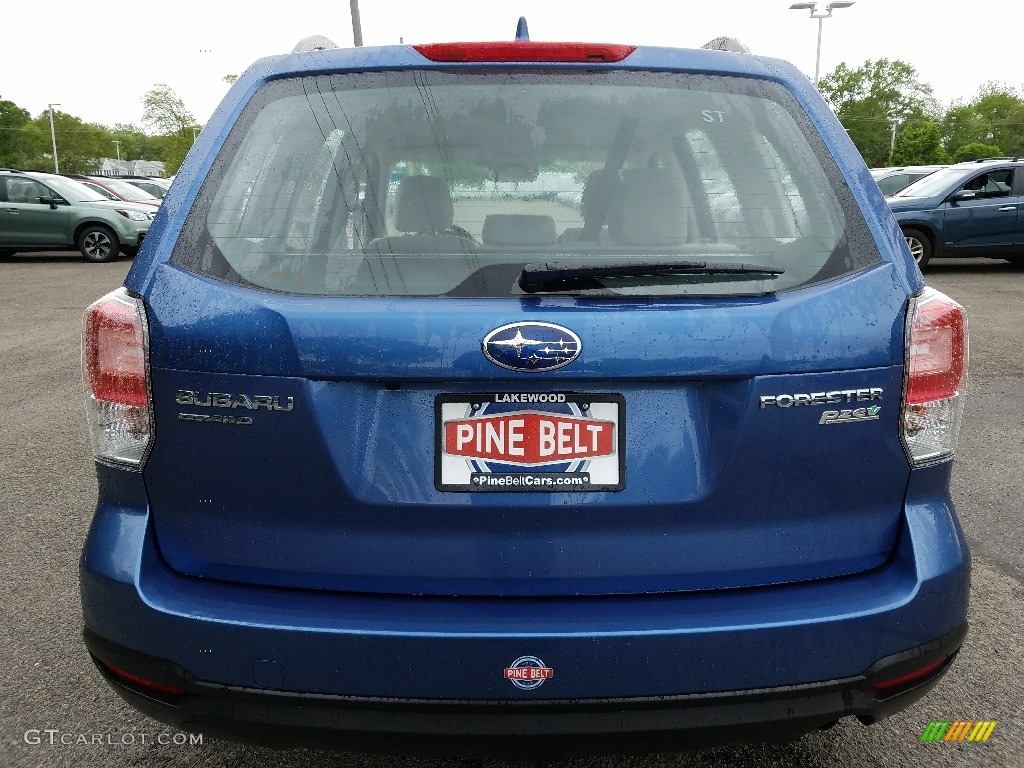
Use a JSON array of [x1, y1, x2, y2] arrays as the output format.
[[413, 42, 636, 63], [82, 288, 152, 467], [901, 287, 968, 465]]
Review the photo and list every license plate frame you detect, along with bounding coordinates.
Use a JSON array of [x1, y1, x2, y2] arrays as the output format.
[[435, 392, 625, 492]]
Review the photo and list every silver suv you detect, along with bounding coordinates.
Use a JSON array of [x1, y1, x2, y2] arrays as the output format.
[[0, 170, 152, 262]]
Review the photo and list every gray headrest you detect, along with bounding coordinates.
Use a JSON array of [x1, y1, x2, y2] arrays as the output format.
[[581, 169, 622, 221], [609, 169, 687, 246], [394, 176, 454, 233], [481, 214, 557, 246]]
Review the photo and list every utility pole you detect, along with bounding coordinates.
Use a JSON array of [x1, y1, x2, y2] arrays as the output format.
[[350, 0, 363, 46], [48, 104, 61, 174]]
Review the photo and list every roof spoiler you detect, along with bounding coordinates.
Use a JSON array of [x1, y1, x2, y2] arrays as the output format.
[[292, 35, 339, 53], [701, 36, 751, 53]]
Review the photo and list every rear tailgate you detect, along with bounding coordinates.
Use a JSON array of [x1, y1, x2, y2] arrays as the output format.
[[141, 261, 909, 596]]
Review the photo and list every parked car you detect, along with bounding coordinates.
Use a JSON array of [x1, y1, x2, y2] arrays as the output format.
[[79, 25, 970, 758], [67, 175, 161, 211], [869, 165, 946, 197], [0, 169, 152, 261], [115, 176, 173, 200], [887, 157, 1024, 268]]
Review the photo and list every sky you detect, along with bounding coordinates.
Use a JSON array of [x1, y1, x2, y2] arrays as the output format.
[[3, 0, 1020, 130]]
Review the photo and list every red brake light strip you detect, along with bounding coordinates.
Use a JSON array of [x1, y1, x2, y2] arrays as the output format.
[[414, 42, 636, 63]]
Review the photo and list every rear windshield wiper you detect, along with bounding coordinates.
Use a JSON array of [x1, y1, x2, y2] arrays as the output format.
[[518, 259, 785, 294]]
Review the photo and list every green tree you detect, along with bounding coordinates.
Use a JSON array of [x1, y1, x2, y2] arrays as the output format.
[[25, 110, 111, 173], [953, 142, 1003, 162], [818, 59, 938, 167], [891, 122, 950, 166], [142, 84, 200, 174], [941, 102, 990, 159], [971, 83, 1024, 157], [111, 123, 164, 161], [0, 98, 43, 167], [941, 84, 1024, 158]]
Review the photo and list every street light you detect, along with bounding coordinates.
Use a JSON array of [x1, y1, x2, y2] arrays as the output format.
[[47, 103, 61, 174], [113, 140, 121, 163], [789, 1, 856, 86]]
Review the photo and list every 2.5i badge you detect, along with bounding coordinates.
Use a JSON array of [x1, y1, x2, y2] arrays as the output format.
[[435, 393, 625, 492], [820, 405, 881, 425]]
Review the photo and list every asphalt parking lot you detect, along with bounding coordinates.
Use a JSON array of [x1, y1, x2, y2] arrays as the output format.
[[1, 253, 1022, 768]]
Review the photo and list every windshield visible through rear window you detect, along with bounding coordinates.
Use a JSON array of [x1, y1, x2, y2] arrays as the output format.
[[172, 70, 878, 297]]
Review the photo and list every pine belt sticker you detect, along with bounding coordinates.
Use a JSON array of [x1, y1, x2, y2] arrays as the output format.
[[504, 656, 553, 690]]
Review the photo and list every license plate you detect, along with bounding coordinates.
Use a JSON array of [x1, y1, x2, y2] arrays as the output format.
[[435, 393, 625, 492]]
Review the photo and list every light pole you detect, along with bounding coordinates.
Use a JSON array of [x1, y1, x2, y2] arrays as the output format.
[[47, 103, 61, 174], [349, 0, 363, 46], [113, 140, 121, 162], [789, 1, 856, 86]]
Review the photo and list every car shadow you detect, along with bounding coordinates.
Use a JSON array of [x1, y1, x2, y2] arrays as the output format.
[[923, 258, 1024, 274], [2, 251, 131, 264]]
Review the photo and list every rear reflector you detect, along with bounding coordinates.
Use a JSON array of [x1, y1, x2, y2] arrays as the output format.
[[902, 287, 968, 465], [871, 656, 947, 692], [414, 42, 636, 63], [82, 288, 152, 467], [101, 662, 185, 696]]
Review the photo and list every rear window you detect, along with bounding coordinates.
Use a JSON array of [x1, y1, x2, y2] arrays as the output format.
[[876, 174, 910, 197], [173, 69, 879, 297]]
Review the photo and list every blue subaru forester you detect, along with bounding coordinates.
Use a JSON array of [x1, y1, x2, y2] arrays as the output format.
[[80, 25, 970, 758]]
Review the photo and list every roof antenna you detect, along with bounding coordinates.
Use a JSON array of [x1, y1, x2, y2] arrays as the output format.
[[515, 16, 530, 41]]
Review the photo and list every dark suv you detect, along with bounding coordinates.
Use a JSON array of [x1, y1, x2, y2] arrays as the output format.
[[79, 28, 970, 758], [888, 157, 1024, 268]]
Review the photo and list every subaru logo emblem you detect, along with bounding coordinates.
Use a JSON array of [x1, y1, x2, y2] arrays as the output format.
[[482, 322, 581, 372]]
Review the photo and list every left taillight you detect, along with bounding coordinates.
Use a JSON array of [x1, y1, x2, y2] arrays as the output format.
[[82, 288, 152, 467], [901, 287, 968, 465]]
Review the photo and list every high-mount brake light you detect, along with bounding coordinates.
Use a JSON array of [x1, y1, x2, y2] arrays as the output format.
[[901, 287, 968, 465], [413, 42, 637, 63], [82, 288, 152, 467]]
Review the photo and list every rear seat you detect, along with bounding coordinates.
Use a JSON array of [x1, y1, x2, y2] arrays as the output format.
[[480, 214, 558, 250]]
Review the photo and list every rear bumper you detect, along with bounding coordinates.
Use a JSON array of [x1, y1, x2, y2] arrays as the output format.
[[86, 624, 965, 758], [81, 462, 970, 755]]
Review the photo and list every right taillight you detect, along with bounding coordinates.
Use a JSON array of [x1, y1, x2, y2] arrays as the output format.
[[82, 288, 152, 467], [902, 287, 968, 465]]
